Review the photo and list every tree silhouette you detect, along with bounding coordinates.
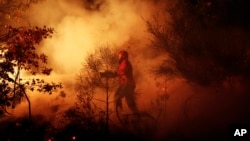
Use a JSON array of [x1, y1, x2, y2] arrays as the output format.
[[147, 0, 250, 87], [65, 45, 119, 134], [0, 25, 62, 119]]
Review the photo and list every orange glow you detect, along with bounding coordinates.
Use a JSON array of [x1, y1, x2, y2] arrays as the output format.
[[3, 1, 250, 141], [25, 0, 157, 75], [18, 0, 167, 101], [10, 0, 174, 136]]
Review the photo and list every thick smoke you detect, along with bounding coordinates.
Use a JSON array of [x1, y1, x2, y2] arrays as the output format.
[[12, 0, 170, 121], [6, 0, 205, 136], [23, 0, 168, 76]]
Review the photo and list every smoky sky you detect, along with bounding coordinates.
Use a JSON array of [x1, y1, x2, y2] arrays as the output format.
[[25, 0, 159, 73]]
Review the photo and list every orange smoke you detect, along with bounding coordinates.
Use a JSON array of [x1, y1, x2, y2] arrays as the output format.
[[10, 0, 171, 119], [25, 0, 159, 75]]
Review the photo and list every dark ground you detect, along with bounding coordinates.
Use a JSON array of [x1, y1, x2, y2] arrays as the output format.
[[1, 87, 250, 141]]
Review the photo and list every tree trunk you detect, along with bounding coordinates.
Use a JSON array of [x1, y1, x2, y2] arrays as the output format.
[[21, 87, 32, 121], [24, 92, 32, 120]]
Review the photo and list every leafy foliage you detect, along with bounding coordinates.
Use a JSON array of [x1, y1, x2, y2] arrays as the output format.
[[0, 25, 62, 116]]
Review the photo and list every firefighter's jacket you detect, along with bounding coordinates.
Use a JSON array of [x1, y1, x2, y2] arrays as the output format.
[[117, 60, 135, 87]]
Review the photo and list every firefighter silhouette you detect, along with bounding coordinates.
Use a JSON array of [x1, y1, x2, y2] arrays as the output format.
[[114, 50, 139, 114]]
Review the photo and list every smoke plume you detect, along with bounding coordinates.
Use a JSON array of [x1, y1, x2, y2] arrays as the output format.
[[12, 0, 171, 121]]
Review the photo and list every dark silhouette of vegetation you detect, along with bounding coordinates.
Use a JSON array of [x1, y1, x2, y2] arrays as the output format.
[[146, 2, 250, 140], [47, 45, 119, 139], [148, 0, 250, 87], [0, 25, 62, 119]]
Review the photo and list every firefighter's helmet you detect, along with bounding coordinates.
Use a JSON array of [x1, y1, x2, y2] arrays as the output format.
[[118, 50, 128, 60]]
